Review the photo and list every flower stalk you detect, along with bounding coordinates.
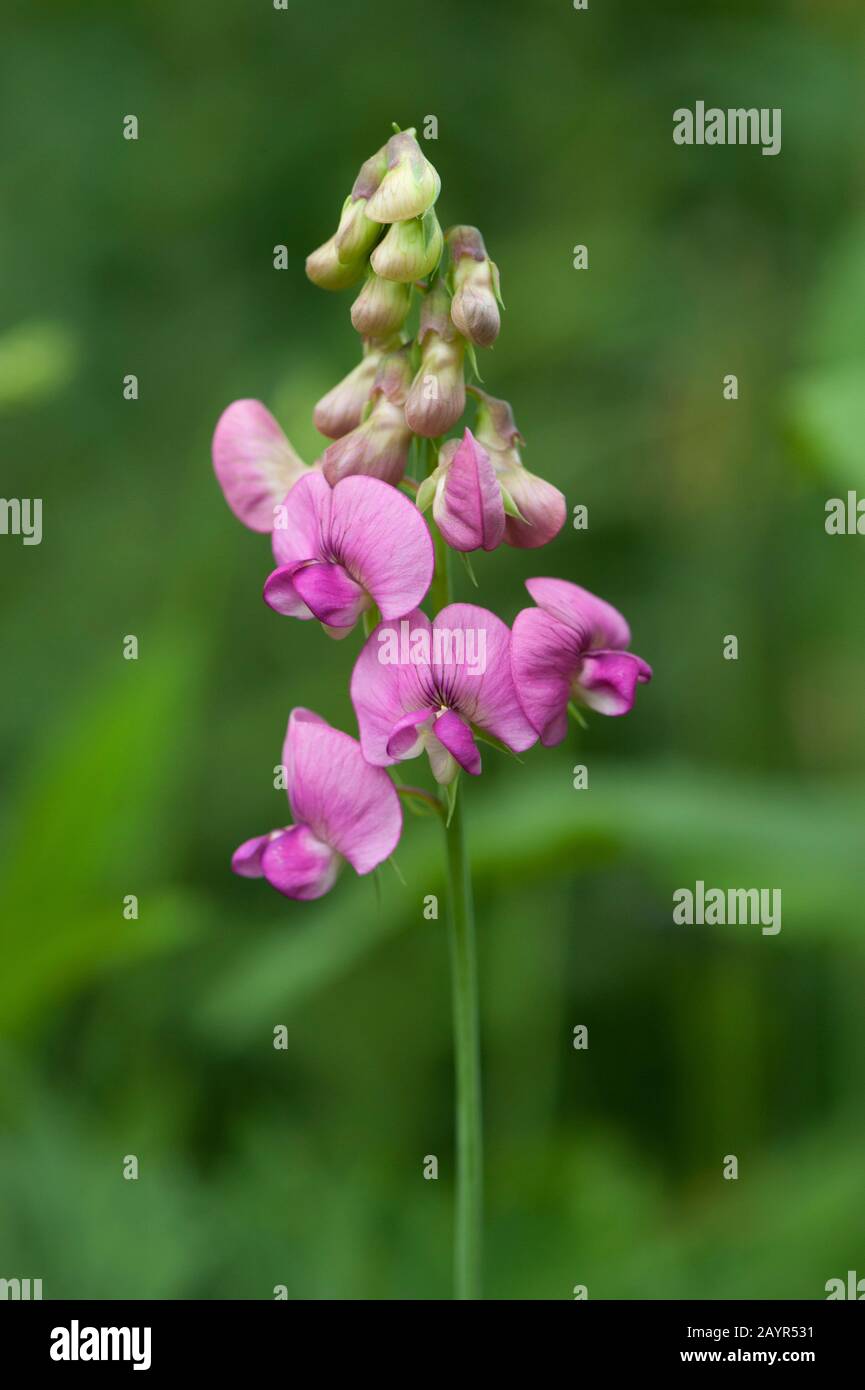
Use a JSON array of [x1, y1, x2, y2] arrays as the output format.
[[442, 743, 483, 1299], [429, 476, 483, 1299]]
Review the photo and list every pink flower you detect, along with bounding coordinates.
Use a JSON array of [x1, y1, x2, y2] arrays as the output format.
[[212, 400, 312, 532], [471, 390, 566, 549], [511, 578, 652, 744], [350, 604, 537, 785], [233, 709, 402, 900], [263, 471, 434, 636]]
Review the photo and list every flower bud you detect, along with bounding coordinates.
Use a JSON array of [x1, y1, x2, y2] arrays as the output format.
[[322, 349, 413, 487], [426, 429, 505, 553], [364, 130, 441, 224], [469, 389, 566, 548], [404, 284, 465, 436], [313, 345, 386, 440], [370, 208, 443, 283], [350, 271, 412, 337], [306, 234, 366, 291], [447, 226, 502, 348], [334, 193, 383, 265]]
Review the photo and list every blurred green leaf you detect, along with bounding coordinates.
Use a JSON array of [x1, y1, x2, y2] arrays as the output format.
[[0, 321, 78, 411], [0, 635, 206, 1031]]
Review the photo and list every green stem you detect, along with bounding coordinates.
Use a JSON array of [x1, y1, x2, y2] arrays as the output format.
[[425, 434, 483, 1298], [444, 789, 483, 1299]]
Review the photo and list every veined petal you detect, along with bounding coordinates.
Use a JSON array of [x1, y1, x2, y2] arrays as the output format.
[[510, 606, 584, 746], [431, 603, 537, 753], [329, 476, 434, 619], [350, 610, 435, 765], [212, 400, 308, 533], [433, 709, 482, 775], [525, 577, 631, 650], [260, 825, 340, 900], [271, 470, 331, 568], [282, 709, 402, 873], [575, 650, 653, 717], [434, 429, 505, 553], [292, 560, 369, 629]]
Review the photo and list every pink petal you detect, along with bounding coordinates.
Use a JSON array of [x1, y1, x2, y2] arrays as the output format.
[[575, 650, 652, 717], [431, 603, 537, 753], [329, 476, 434, 619], [271, 470, 331, 568], [260, 825, 340, 900], [282, 709, 402, 873], [292, 560, 368, 628], [386, 708, 435, 760], [350, 610, 435, 765], [433, 709, 482, 775], [213, 400, 308, 533], [525, 578, 632, 650], [263, 562, 315, 619], [500, 467, 566, 549], [231, 831, 278, 878], [510, 607, 584, 747], [434, 429, 505, 553]]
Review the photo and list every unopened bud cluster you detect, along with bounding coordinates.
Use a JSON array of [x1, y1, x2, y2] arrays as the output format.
[[303, 125, 566, 550]]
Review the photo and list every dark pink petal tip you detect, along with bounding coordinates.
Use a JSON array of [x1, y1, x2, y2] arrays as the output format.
[[260, 825, 340, 901], [575, 650, 652, 717]]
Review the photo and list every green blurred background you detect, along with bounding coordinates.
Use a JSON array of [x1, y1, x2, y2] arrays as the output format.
[[2, 0, 864, 1300]]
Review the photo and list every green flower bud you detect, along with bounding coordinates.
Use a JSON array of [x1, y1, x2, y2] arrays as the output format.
[[334, 193, 383, 265], [305, 234, 366, 291], [370, 208, 443, 283], [350, 271, 412, 337], [364, 130, 441, 224], [447, 226, 502, 348]]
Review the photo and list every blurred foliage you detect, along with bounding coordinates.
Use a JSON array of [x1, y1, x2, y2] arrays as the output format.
[[1, 0, 864, 1299]]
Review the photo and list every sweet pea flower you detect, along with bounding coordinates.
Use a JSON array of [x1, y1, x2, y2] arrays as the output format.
[[511, 578, 652, 744], [233, 708, 402, 900], [471, 388, 566, 549], [351, 603, 537, 785], [212, 399, 313, 532], [417, 430, 505, 553], [264, 470, 434, 636], [321, 348, 413, 486]]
